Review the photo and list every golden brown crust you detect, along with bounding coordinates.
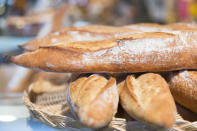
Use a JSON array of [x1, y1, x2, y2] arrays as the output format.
[[69, 77, 87, 106], [21, 23, 197, 51], [51, 32, 174, 52], [125, 23, 165, 32], [165, 23, 197, 31], [11, 47, 83, 72], [167, 70, 197, 114], [11, 31, 197, 73], [118, 73, 176, 128], [117, 80, 124, 95], [67, 74, 119, 128], [21, 25, 139, 51], [125, 23, 197, 32]]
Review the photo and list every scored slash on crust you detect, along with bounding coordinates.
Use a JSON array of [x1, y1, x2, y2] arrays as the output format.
[[67, 74, 119, 128]]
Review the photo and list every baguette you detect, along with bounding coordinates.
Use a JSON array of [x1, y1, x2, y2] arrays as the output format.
[[67, 74, 119, 128], [21, 25, 139, 51], [11, 31, 197, 73], [118, 73, 176, 128], [167, 70, 197, 114], [21, 23, 197, 51], [125, 23, 197, 32]]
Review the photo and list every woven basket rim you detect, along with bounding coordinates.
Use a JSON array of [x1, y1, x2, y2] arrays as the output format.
[[23, 89, 197, 130], [23, 91, 70, 118]]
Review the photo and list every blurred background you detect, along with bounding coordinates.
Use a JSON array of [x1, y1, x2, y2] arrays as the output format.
[[0, 0, 197, 130]]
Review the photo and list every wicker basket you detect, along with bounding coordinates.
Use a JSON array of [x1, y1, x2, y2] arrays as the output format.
[[23, 85, 197, 131]]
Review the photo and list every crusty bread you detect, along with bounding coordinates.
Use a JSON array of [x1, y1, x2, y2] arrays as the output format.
[[125, 23, 166, 32], [125, 23, 197, 32], [118, 73, 176, 128], [167, 70, 197, 114], [67, 74, 119, 128], [20, 23, 197, 52], [21, 23, 197, 51], [11, 30, 197, 73], [20, 25, 139, 51], [165, 23, 197, 31]]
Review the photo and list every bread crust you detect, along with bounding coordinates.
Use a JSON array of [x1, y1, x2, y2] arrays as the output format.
[[118, 73, 176, 128], [168, 70, 197, 114], [125, 23, 197, 32], [21, 25, 139, 51], [67, 74, 119, 128], [20, 23, 197, 51], [11, 31, 197, 73]]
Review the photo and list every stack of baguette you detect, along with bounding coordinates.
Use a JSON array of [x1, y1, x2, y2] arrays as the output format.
[[11, 23, 197, 129]]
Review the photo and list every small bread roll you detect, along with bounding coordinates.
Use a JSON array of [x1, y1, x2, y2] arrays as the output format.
[[118, 73, 176, 128], [167, 70, 197, 114], [67, 74, 119, 128]]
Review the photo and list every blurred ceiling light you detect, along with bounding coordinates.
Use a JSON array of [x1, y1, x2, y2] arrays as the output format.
[[0, 115, 16, 122]]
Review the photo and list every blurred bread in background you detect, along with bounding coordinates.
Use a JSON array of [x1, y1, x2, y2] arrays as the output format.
[[0, 64, 72, 93], [0, 65, 34, 93], [5, 3, 68, 36]]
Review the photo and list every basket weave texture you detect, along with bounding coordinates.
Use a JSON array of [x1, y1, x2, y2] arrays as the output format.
[[23, 86, 197, 131]]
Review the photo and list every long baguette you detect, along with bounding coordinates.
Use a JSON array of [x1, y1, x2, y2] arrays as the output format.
[[11, 31, 197, 73]]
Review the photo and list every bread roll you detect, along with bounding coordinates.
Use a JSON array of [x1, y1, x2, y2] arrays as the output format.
[[67, 74, 119, 128], [118, 73, 176, 128], [11, 31, 197, 73], [167, 70, 197, 114]]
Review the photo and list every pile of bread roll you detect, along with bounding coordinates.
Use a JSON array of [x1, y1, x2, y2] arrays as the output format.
[[11, 23, 197, 129]]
